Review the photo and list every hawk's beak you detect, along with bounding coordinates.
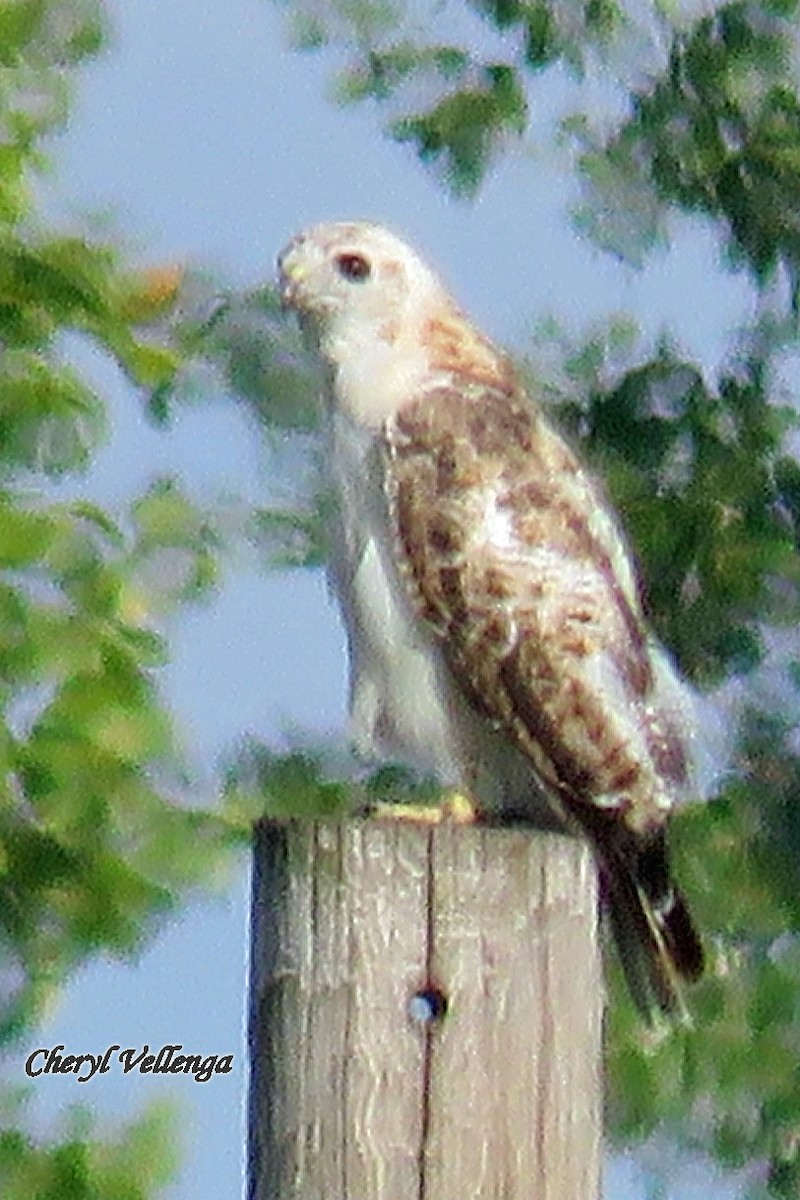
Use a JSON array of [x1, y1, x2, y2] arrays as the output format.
[[277, 242, 308, 310]]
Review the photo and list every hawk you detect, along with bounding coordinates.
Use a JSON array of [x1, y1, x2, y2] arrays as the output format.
[[277, 220, 708, 1019]]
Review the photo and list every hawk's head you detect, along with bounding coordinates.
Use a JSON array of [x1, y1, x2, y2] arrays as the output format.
[[277, 221, 510, 426], [278, 221, 444, 338]]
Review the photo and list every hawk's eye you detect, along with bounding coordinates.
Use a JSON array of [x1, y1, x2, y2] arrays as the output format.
[[335, 252, 371, 282]]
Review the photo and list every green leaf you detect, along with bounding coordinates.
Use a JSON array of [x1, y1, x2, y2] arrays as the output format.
[[0, 501, 56, 566], [392, 64, 527, 196], [0, 0, 47, 68], [250, 502, 328, 569], [112, 338, 182, 390], [0, 355, 106, 477]]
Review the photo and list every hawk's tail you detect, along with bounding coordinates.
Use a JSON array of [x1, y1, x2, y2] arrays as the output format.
[[603, 830, 704, 1022]]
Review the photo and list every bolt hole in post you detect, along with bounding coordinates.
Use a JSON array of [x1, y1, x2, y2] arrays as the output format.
[[408, 984, 449, 1025]]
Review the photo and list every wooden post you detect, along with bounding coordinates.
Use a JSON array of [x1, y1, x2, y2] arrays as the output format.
[[248, 820, 603, 1200]]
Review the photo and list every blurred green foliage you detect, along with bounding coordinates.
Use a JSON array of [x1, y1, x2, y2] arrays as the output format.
[[389, 63, 527, 196], [278, 0, 800, 305], [0, 3, 236, 1197], [0, 0, 235, 1046], [0, 1095, 180, 1200], [526, 320, 800, 685]]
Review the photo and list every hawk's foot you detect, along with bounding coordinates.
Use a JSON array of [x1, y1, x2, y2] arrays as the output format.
[[369, 789, 479, 825]]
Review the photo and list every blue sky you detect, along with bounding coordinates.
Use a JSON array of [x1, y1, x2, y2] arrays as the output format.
[[2, 0, 759, 1196]]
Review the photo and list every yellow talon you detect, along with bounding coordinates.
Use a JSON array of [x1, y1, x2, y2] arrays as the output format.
[[441, 790, 480, 823], [369, 790, 479, 825]]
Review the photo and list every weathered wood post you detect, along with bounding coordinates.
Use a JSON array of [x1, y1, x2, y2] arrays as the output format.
[[248, 819, 603, 1200]]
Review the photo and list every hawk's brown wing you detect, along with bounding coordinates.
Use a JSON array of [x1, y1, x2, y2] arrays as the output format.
[[383, 382, 690, 825], [383, 381, 703, 1017]]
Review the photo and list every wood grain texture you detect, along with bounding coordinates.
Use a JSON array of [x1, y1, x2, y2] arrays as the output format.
[[248, 820, 602, 1200]]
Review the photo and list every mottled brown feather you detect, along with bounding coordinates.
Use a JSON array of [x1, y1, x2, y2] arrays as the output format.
[[383, 376, 704, 1014], [424, 312, 518, 396], [384, 380, 677, 835]]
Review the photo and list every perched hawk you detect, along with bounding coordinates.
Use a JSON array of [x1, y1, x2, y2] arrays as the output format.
[[278, 220, 708, 1019]]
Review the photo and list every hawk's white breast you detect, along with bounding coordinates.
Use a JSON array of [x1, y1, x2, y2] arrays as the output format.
[[325, 405, 464, 781], [324, 405, 561, 827]]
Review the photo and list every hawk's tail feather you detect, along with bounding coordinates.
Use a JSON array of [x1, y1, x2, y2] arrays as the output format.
[[604, 831, 704, 1022]]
